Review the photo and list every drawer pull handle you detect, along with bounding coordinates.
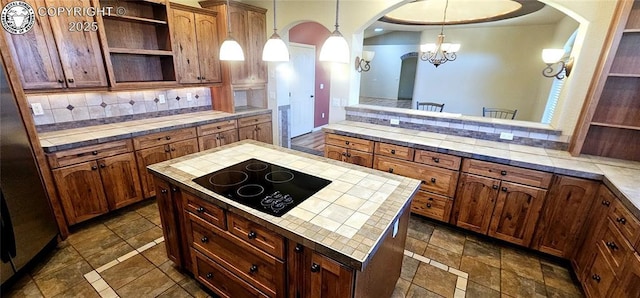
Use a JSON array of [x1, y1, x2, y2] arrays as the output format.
[[432, 157, 440, 163], [500, 170, 507, 176], [391, 149, 396, 154], [492, 185, 499, 190], [294, 244, 303, 253], [201, 236, 208, 243], [92, 151, 98, 155], [311, 263, 320, 273], [197, 207, 205, 213], [617, 217, 626, 225], [388, 168, 394, 173], [248, 231, 257, 239], [606, 241, 618, 250], [68, 78, 74, 83], [58, 79, 64, 83], [602, 200, 611, 206], [160, 189, 168, 194], [100, 164, 106, 168], [206, 272, 213, 279], [91, 166, 98, 170], [217, 126, 221, 129], [592, 274, 601, 282], [426, 203, 432, 208], [166, 136, 171, 140], [249, 265, 258, 273], [502, 187, 508, 192], [430, 178, 436, 183], [345, 141, 350, 145]]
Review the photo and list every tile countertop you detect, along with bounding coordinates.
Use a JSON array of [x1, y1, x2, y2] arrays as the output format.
[[147, 140, 421, 271], [38, 108, 271, 153], [322, 120, 640, 219]]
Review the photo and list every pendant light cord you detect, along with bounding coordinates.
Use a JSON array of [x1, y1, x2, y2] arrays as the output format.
[[440, 0, 449, 35], [334, 0, 340, 30], [272, 0, 277, 33]]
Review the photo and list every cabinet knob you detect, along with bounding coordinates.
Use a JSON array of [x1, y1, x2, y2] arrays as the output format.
[[341, 152, 346, 156], [249, 265, 258, 273], [617, 217, 626, 225], [165, 136, 171, 140], [345, 141, 350, 145], [67, 78, 74, 83], [426, 203, 432, 208], [606, 241, 618, 250], [171, 187, 178, 193], [92, 151, 98, 155], [217, 126, 221, 129], [492, 185, 499, 189], [160, 189, 168, 194], [171, 147, 175, 151], [100, 164, 106, 168], [592, 274, 601, 282], [201, 236, 208, 243], [388, 168, 394, 173], [346, 153, 351, 157], [430, 177, 436, 183], [206, 272, 213, 279], [197, 207, 205, 213], [294, 244, 303, 253], [197, 76, 201, 80], [247, 231, 257, 239], [201, 76, 205, 80], [432, 157, 440, 163], [57, 79, 64, 83], [391, 149, 396, 154], [311, 263, 320, 273], [91, 166, 98, 170], [502, 187, 508, 192], [602, 200, 611, 206], [500, 170, 507, 176]]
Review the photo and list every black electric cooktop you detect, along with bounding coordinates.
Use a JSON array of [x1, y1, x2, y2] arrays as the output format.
[[192, 159, 331, 217]]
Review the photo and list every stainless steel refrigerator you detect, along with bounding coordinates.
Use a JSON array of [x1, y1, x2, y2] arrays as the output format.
[[0, 59, 59, 285]]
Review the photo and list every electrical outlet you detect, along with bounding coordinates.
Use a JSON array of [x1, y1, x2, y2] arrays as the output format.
[[31, 103, 44, 115], [390, 119, 400, 125], [158, 94, 166, 104], [321, 113, 325, 118], [500, 132, 514, 140], [320, 83, 324, 89], [186, 93, 193, 101]]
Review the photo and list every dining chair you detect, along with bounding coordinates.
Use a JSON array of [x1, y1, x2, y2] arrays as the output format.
[[416, 102, 445, 112], [482, 107, 518, 119]]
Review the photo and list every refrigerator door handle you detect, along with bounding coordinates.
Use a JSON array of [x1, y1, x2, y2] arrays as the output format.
[[0, 189, 17, 265]]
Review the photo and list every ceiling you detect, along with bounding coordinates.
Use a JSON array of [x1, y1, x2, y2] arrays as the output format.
[[364, 1, 568, 39]]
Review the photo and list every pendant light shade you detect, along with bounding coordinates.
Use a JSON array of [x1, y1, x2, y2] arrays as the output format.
[[319, 0, 349, 63], [262, 0, 289, 61], [220, 0, 245, 61]]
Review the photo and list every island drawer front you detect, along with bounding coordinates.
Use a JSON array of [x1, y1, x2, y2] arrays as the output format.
[[462, 159, 552, 188], [197, 120, 237, 136], [325, 134, 374, 153], [47, 140, 133, 169], [227, 212, 285, 259], [374, 156, 458, 197], [414, 150, 462, 171], [410, 191, 452, 222], [190, 215, 284, 297], [598, 219, 634, 275], [375, 142, 415, 161], [184, 193, 226, 230], [608, 200, 640, 245], [583, 244, 616, 298], [132, 128, 198, 150], [192, 249, 269, 298], [238, 114, 271, 127]]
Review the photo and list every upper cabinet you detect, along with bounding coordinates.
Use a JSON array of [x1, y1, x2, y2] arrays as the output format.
[[171, 4, 222, 84], [2, 0, 108, 90], [97, 0, 176, 87], [571, 0, 640, 161]]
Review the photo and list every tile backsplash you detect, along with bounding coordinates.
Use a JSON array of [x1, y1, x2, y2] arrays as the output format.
[[28, 87, 212, 129]]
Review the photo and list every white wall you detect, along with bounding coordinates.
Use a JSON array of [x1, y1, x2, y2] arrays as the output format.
[[359, 44, 418, 100]]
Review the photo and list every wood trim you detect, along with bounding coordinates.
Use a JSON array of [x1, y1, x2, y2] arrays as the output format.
[[0, 32, 69, 238], [171, 2, 218, 15], [199, 0, 267, 13]]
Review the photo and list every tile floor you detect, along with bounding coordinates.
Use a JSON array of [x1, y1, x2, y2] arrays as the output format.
[[2, 199, 584, 298]]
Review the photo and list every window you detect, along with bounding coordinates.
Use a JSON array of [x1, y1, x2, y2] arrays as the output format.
[[541, 30, 577, 124]]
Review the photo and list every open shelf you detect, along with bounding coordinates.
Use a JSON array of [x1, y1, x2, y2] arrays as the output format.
[[110, 53, 175, 83], [592, 77, 640, 127], [109, 48, 173, 56], [610, 34, 640, 73], [582, 126, 640, 161]]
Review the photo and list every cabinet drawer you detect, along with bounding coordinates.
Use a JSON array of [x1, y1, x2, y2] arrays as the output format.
[[608, 200, 640, 245], [599, 219, 634, 274], [583, 244, 616, 298], [374, 156, 458, 197], [238, 114, 271, 127], [462, 159, 552, 188], [197, 120, 237, 136], [192, 249, 268, 298], [227, 212, 285, 259], [375, 142, 414, 161], [414, 150, 461, 171], [189, 215, 284, 297], [325, 134, 374, 153], [411, 191, 452, 222], [184, 192, 225, 230], [47, 140, 133, 168], [132, 127, 197, 150]]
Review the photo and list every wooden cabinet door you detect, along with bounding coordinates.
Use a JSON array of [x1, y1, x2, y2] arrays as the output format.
[[531, 175, 599, 258], [572, 185, 614, 281], [136, 145, 171, 198], [195, 12, 221, 83], [583, 244, 617, 298], [346, 149, 373, 168], [255, 122, 273, 144], [309, 252, 354, 298], [610, 252, 640, 298], [452, 173, 499, 234], [238, 125, 256, 141], [487, 182, 547, 246], [324, 144, 346, 162], [2, 0, 65, 89], [246, 10, 266, 83], [98, 153, 143, 210], [44, 0, 107, 88], [198, 135, 219, 151], [169, 138, 199, 158], [52, 161, 108, 225], [218, 129, 238, 146], [172, 9, 200, 84], [228, 6, 249, 84], [287, 242, 309, 298], [154, 178, 183, 267]]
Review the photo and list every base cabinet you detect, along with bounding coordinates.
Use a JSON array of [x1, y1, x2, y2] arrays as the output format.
[[610, 252, 640, 298], [238, 114, 273, 144], [309, 252, 354, 298]]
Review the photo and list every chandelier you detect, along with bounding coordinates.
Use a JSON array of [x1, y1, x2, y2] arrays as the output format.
[[420, 0, 460, 67]]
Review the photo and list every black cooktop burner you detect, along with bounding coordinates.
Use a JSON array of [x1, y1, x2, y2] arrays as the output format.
[[192, 159, 331, 217]]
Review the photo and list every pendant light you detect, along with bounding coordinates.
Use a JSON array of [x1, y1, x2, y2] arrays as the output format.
[[319, 0, 349, 63], [219, 0, 244, 61], [262, 0, 289, 61]]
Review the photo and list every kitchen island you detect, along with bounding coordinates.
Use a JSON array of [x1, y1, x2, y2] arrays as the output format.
[[147, 140, 421, 298]]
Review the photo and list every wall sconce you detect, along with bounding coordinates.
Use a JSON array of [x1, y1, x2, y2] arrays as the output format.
[[355, 51, 375, 72], [542, 49, 573, 79]]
